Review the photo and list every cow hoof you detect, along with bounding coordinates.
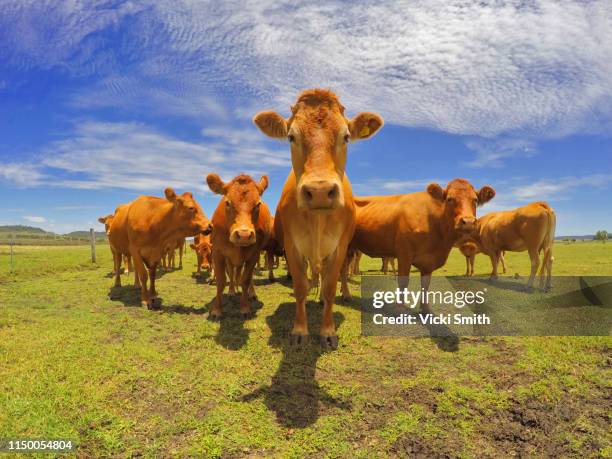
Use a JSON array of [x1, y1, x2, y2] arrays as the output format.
[[148, 298, 162, 310], [320, 335, 338, 350], [289, 334, 308, 347], [341, 295, 352, 303], [241, 311, 253, 320], [208, 313, 223, 321]]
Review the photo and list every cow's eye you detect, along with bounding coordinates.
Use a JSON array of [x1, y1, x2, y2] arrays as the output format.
[[254, 201, 261, 210], [343, 134, 350, 143], [446, 197, 455, 203], [288, 134, 295, 143], [225, 200, 232, 208]]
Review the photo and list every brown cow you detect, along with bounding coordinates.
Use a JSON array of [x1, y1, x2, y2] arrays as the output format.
[[191, 233, 213, 277], [161, 237, 186, 271], [455, 237, 506, 277], [263, 216, 283, 282], [127, 188, 212, 309], [474, 202, 556, 290], [254, 88, 383, 348], [206, 173, 272, 319], [341, 179, 495, 310], [100, 204, 134, 287]]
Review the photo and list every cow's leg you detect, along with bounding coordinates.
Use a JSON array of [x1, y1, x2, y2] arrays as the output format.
[[286, 246, 309, 346], [112, 250, 122, 287], [131, 252, 151, 308], [489, 252, 499, 280], [196, 254, 202, 275], [178, 244, 183, 269], [319, 247, 347, 350], [239, 258, 258, 318], [266, 251, 275, 281], [545, 253, 553, 291], [464, 256, 470, 277], [396, 254, 413, 307], [210, 253, 226, 320], [149, 261, 160, 308], [391, 258, 397, 274], [340, 255, 352, 302], [500, 251, 507, 274], [469, 254, 475, 276], [419, 272, 433, 313], [527, 247, 540, 289]]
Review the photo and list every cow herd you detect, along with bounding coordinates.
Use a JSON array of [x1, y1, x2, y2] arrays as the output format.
[[99, 89, 556, 350]]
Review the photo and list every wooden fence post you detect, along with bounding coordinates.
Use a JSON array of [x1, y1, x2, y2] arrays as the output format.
[[90, 228, 96, 263]]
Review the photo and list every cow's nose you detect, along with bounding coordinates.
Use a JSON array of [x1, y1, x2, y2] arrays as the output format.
[[459, 216, 477, 227], [232, 228, 256, 245], [202, 223, 213, 235], [301, 181, 339, 209]]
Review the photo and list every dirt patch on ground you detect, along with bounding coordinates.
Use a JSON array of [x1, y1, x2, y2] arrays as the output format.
[[476, 392, 610, 457]]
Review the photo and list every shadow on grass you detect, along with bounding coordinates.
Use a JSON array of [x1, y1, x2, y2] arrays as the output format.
[[108, 284, 140, 306], [191, 271, 212, 284], [204, 295, 264, 351], [469, 276, 537, 293], [240, 301, 349, 428], [335, 294, 459, 353]]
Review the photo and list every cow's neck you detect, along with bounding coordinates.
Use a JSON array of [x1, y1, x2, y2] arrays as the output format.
[[300, 208, 343, 275], [436, 210, 461, 253], [156, 206, 185, 243]]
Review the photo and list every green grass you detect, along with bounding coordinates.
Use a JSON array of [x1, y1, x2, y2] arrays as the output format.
[[0, 242, 611, 457]]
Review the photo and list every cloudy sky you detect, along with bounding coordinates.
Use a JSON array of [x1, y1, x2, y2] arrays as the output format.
[[1, 0, 611, 235]]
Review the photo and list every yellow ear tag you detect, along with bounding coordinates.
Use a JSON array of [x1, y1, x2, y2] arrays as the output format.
[[359, 126, 370, 137]]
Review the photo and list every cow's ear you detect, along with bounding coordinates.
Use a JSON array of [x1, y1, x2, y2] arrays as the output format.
[[477, 185, 496, 205], [257, 175, 269, 195], [206, 174, 226, 195], [349, 112, 384, 141], [427, 183, 446, 201], [98, 217, 106, 224], [165, 188, 177, 202], [253, 111, 288, 139]]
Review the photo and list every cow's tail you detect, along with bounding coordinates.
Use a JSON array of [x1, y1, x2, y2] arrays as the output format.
[[538, 203, 556, 284]]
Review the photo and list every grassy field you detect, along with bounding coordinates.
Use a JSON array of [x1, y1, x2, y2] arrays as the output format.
[[0, 242, 610, 457]]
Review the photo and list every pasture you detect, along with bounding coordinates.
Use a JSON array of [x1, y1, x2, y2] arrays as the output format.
[[1, 242, 611, 457]]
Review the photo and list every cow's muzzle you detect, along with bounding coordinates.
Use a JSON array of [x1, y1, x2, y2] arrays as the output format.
[[299, 179, 340, 210]]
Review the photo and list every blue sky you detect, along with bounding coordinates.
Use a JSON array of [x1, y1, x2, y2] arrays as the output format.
[[1, 0, 611, 235]]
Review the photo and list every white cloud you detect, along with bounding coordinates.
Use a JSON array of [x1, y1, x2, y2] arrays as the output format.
[[23, 215, 46, 223], [464, 138, 538, 167], [0, 120, 289, 192], [352, 178, 443, 195], [0, 163, 46, 186], [2, 1, 611, 137], [511, 174, 612, 201]]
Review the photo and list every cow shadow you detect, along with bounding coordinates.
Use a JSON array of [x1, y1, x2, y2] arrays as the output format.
[[469, 276, 536, 293], [107, 284, 141, 306], [334, 294, 459, 352], [191, 271, 212, 284], [208, 295, 264, 351], [240, 301, 349, 428]]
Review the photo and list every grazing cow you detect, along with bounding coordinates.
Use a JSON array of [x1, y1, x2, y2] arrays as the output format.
[[474, 202, 556, 290], [254, 88, 383, 349], [191, 234, 213, 277], [455, 237, 506, 277], [206, 173, 272, 319], [127, 188, 212, 309], [263, 216, 284, 281], [100, 204, 134, 286], [341, 179, 495, 310]]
